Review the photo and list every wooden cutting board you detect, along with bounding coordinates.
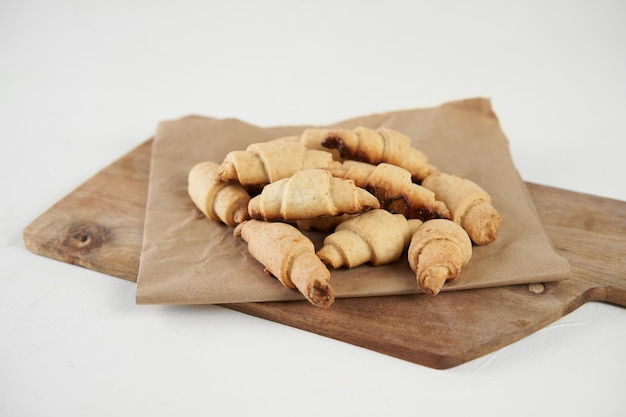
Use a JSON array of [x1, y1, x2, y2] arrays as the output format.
[[23, 139, 626, 369]]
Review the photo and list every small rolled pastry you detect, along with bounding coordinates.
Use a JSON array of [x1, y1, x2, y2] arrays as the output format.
[[421, 172, 502, 245], [298, 128, 342, 160], [320, 126, 436, 181], [317, 209, 422, 268], [248, 168, 380, 221], [217, 141, 335, 186], [408, 219, 473, 295], [331, 160, 449, 221], [187, 161, 250, 227], [267, 129, 343, 160], [234, 220, 334, 308]]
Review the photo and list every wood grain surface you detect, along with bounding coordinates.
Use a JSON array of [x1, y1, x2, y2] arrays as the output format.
[[23, 139, 626, 369]]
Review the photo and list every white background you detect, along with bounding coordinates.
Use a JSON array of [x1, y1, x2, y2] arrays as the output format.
[[2, 1, 625, 416]]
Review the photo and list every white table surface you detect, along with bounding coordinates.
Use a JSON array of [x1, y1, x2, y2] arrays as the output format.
[[2, 1, 625, 416]]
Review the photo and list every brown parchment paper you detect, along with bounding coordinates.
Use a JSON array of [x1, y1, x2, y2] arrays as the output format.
[[135, 98, 570, 305]]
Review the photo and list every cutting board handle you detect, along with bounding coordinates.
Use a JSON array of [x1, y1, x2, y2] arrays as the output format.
[[531, 183, 626, 309], [588, 286, 626, 307]]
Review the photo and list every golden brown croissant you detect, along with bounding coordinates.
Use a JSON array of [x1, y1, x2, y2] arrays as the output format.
[[217, 141, 335, 186], [187, 161, 250, 227], [248, 168, 380, 221], [407, 219, 473, 295], [298, 128, 342, 160], [421, 172, 502, 245], [320, 126, 436, 181], [234, 220, 334, 308], [271, 128, 343, 160], [331, 160, 450, 221], [316, 209, 422, 268]]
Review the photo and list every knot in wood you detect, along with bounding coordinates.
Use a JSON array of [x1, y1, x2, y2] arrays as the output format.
[[62, 221, 109, 252]]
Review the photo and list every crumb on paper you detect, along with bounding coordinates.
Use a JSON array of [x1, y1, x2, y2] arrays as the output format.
[[528, 283, 545, 294]]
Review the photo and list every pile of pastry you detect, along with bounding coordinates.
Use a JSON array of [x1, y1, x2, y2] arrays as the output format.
[[187, 127, 502, 308]]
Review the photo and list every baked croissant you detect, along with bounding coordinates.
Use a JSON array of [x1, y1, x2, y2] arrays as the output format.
[[331, 160, 450, 221], [217, 141, 335, 186], [317, 209, 422, 268], [234, 220, 334, 308], [298, 128, 342, 160], [187, 161, 250, 227], [271, 128, 343, 161], [421, 172, 502, 245], [248, 168, 380, 221], [321, 126, 436, 181], [408, 219, 473, 295]]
